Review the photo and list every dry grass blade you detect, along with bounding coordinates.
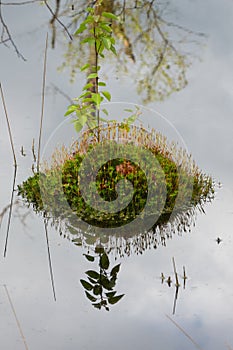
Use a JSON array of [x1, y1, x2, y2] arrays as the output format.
[[37, 32, 48, 172], [0, 83, 17, 167], [3, 165, 17, 257], [0, 83, 18, 257], [165, 314, 204, 350], [3, 284, 29, 350], [44, 219, 56, 301]]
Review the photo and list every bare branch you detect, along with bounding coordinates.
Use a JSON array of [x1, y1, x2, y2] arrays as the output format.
[[1, 0, 40, 5], [44, 0, 73, 48], [0, 0, 26, 60]]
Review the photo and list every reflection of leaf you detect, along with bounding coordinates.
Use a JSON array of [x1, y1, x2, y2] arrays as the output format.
[[93, 302, 102, 310], [105, 291, 117, 298], [83, 254, 95, 262], [108, 294, 124, 304], [100, 253, 110, 270], [101, 276, 114, 290], [93, 285, 103, 295], [85, 291, 97, 302], [110, 264, 120, 276], [95, 246, 105, 254], [80, 279, 93, 291], [88, 277, 97, 284], [86, 270, 100, 280]]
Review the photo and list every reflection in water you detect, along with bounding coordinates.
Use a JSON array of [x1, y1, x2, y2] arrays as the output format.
[[16, 124, 215, 311], [161, 257, 188, 315], [62, 203, 200, 258], [80, 246, 124, 311]]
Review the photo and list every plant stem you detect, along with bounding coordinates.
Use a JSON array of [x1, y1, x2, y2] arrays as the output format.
[[93, 18, 100, 142]]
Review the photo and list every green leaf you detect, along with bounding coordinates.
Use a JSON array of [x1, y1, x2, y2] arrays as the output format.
[[102, 37, 112, 50], [86, 270, 100, 280], [98, 81, 106, 87], [110, 45, 117, 55], [100, 253, 110, 269], [85, 291, 97, 302], [108, 294, 124, 304], [124, 108, 133, 113], [79, 91, 90, 99], [81, 37, 95, 45], [81, 97, 94, 103], [80, 279, 93, 291], [91, 93, 102, 108], [110, 264, 121, 276], [80, 63, 90, 72], [126, 114, 138, 124], [83, 254, 95, 262], [102, 12, 119, 20], [74, 23, 87, 35], [64, 104, 77, 116], [73, 121, 84, 133], [100, 23, 112, 33], [101, 91, 111, 101], [87, 72, 98, 79], [82, 83, 93, 91]]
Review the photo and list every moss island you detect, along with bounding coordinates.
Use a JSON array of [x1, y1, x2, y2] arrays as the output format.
[[18, 123, 214, 234]]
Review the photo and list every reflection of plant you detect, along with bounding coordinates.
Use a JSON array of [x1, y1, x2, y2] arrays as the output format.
[[80, 246, 124, 311]]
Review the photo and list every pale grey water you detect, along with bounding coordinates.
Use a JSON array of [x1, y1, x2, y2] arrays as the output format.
[[1, 1, 233, 349]]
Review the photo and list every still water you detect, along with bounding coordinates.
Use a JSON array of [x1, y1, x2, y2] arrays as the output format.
[[1, 1, 233, 349]]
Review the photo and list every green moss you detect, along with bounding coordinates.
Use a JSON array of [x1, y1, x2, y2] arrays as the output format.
[[18, 144, 214, 230]]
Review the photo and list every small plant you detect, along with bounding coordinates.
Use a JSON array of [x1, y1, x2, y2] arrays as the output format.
[[64, 2, 138, 137]]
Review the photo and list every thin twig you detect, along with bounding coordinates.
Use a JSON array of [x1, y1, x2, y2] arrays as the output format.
[[1, 0, 40, 5], [0, 1, 26, 60], [3, 285, 29, 350], [44, 219, 56, 301], [3, 165, 17, 257], [0, 83, 17, 167], [166, 314, 204, 350], [44, 0, 73, 46], [37, 33, 48, 173]]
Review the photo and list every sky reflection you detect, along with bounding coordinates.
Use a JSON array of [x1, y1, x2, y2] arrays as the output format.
[[1, 1, 233, 349]]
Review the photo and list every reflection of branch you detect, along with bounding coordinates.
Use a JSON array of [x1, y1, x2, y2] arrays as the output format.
[[166, 314, 204, 350], [3, 165, 17, 257], [1, 0, 40, 5], [44, 0, 73, 48], [0, 203, 11, 229], [0, 1, 26, 60], [44, 219, 57, 301], [50, 83, 73, 104], [4, 285, 29, 350]]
